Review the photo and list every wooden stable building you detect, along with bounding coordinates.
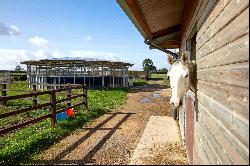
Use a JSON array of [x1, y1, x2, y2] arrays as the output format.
[[21, 58, 133, 90], [117, 0, 249, 164]]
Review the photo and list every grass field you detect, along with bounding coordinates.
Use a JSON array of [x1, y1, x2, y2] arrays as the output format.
[[133, 79, 149, 86], [150, 73, 167, 80], [0, 81, 128, 164]]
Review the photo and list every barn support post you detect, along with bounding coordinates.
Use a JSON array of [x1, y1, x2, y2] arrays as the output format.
[[32, 84, 37, 106], [110, 68, 112, 88], [112, 69, 115, 88], [82, 83, 88, 111], [59, 76, 61, 88], [38, 67, 41, 89], [45, 63, 48, 90], [50, 89, 57, 128], [83, 65, 86, 85], [26, 65, 29, 85], [123, 67, 126, 87], [67, 83, 71, 108], [89, 75, 91, 89], [73, 62, 76, 85], [102, 65, 104, 88]]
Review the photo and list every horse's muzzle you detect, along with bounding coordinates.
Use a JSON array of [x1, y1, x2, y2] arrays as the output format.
[[170, 100, 183, 108]]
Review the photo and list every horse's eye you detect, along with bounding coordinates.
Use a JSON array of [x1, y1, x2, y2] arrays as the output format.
[[184, 74, 188, 78]]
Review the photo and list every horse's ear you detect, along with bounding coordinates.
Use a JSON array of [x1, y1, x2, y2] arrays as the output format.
[[168, 55, 174, 65], [181, 51, 189, 62]]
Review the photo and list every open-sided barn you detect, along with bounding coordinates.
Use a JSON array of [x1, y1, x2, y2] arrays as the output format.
[[21, 58, 133, 90], [117, 0, 249, 164]]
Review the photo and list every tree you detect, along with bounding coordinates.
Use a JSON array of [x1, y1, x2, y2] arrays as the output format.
[[142, 58, 156, 79], [158, 68, 168, 74], [15, 65, 24, 72]]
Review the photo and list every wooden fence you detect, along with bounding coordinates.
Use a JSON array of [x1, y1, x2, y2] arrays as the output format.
[[0, 82, 88, 136]]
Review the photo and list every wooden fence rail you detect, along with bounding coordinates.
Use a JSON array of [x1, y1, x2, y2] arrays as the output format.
[[0, 82, 88, 136]]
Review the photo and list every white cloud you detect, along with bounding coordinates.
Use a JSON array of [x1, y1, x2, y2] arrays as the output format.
[[83, 36, 92, 42], [0, 49, 30, 70], [0, 48, 126, 70], [34, 49, 51, 59], [70, 50, 120, 61], [29, 36, 50, 49], [0, 22, 20, 36], [9, 26, 20, 35]]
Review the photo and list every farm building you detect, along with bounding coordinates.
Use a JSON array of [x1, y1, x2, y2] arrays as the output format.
[[21, 58, 133, 90], [117, 0, 249, 165]]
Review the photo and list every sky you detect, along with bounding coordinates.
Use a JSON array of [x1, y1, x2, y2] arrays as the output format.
[[0, 0, 173, 71]]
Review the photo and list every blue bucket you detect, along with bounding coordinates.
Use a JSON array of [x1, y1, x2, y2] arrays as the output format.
[[56, 111, 68, 121]]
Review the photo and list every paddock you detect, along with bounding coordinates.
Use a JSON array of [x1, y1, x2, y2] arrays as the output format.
[[21, 58, 133, 90]]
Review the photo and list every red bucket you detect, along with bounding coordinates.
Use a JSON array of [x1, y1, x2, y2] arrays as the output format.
[[66, 108, 74, 118]]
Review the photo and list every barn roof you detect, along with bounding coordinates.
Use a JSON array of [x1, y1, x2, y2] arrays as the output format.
[[20, 58, 133, 68], [117, 0, 192, 49]]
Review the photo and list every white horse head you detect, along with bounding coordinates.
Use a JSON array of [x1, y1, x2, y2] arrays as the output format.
[[167, 52, 194, 108]]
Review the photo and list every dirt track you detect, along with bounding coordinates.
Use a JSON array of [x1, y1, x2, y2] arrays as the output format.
[[29, 83, 188, 165]]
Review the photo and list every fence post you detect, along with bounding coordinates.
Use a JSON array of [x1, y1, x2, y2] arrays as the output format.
[[83, 84, 88, 111], [50, 90, 56, 127], [32, 84, 37, 106], [67, 83, 71, 108], [1, 81, 7, 105]]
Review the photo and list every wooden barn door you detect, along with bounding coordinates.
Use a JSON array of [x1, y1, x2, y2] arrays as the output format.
[[185, 30, 197, 164], [185, 93, 195, 164]]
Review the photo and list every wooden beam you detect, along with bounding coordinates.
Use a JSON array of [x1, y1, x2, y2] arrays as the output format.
[[159, 40, 180, 49], [152, 31, 181, 44], [125, 0, 153, 40], [152, 24, 181, 39]]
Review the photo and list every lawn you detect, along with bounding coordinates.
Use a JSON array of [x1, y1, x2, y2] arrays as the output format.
[[0, 81, 128, 164], [150, 73, 167, 80], [133, 79, 149, 86]]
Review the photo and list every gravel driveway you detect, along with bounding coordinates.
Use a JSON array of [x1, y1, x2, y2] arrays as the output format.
[[29, 83, 188, 165]]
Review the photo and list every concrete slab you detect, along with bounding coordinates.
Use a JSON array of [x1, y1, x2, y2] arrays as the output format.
[[130, 116, 187, 165]]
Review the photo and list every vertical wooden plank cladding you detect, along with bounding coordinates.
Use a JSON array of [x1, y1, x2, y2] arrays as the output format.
[[195, 117, 227, 164], [185, 96, 194, 164], [193, 123, 219, 164], [197, 0, 248, 49], [198, 103, 248, 164], [197, 34, 249, 69], [197, 8, 249, 59], [178, 106, 186, 143]]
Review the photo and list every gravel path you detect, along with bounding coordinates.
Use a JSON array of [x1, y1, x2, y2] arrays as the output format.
[[30, 83, 188, 165]]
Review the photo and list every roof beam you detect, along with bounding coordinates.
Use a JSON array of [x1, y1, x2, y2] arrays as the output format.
[[152, 24, 181, 39], [152, 31, 181, 44], [125, 0, 153, 40]]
